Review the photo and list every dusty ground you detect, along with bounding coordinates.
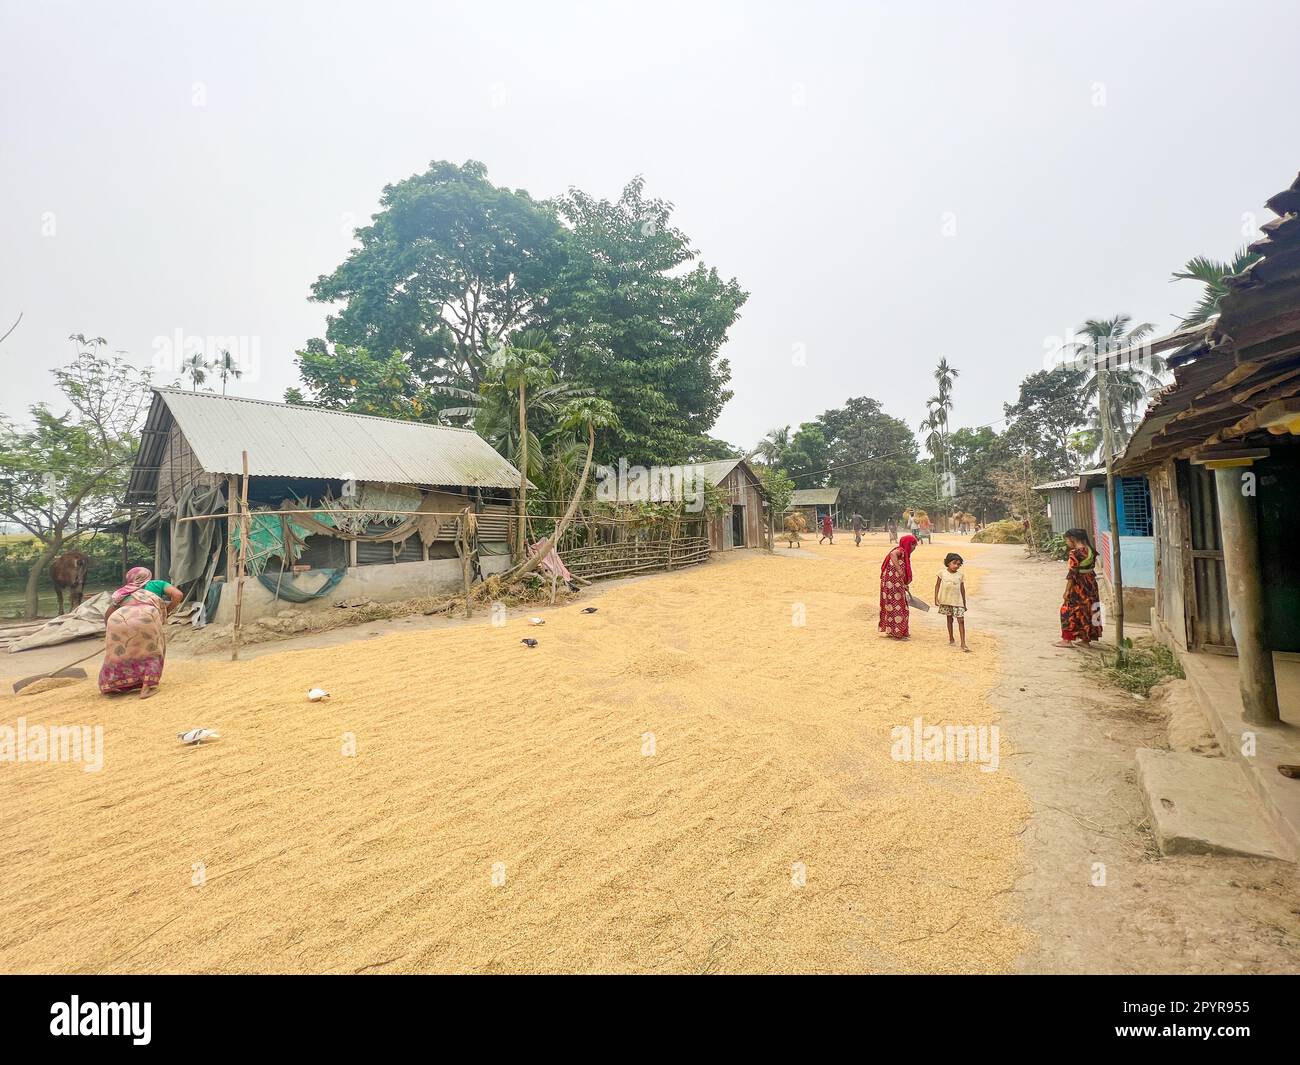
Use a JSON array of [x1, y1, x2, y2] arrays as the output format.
[[982, 551, 1300, 973], [0, 535, 1296, 973]]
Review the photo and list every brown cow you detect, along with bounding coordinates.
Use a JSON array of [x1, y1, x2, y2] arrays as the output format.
[[51, 551, 90, 615]]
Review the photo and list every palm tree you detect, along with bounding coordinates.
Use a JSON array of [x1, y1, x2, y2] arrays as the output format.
[[750, 425, 791, 466], [918, 407, 945, 505], [182, 352, 209, 391], [934, 357, 959, 403], [1069, 315, 1156, 657], [215, 349, 242, 395], [931, 358, 959, 500], [486, 329, 557, 559], [507, 396, 619, 581], [1070, 316, 1161, 452], [1171, 247, 1261, 325]]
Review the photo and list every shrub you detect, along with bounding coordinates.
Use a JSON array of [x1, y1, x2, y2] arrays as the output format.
[[1091, 638, 1186, 696]]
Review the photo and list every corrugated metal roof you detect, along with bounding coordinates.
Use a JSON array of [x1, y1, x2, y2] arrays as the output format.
[[144, 389, 523, 489], [693, 457, 769, 499], [1118, 171, 1300, 472], [1032, 469, 1104, 492], [693, 458, 742, 485], [790, 487, 840, 505]]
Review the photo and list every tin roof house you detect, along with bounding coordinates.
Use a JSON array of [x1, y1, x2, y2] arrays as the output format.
[[125, 389, 525, 622], [1114, 171, 1300, 861], [1033, 467, 1156, 618]]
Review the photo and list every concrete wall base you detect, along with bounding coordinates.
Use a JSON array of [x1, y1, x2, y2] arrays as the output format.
[[211, 554, 511, 624]]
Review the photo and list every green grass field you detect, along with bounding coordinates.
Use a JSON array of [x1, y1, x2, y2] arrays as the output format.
[[0, 579, 116, 620]]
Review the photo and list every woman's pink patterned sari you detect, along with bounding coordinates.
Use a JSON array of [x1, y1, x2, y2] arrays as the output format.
[[98, 587, 167, 693]]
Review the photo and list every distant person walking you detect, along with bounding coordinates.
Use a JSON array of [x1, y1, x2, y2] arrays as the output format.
[[1055, 528, 1102, 649], [878, 533, 918, 640], [851, 512, 864, 547], [887, 517, 898, 544], [819, 514, 834, 544]]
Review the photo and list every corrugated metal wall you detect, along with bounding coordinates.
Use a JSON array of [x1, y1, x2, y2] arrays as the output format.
[[1046, 489, 1090, 535]]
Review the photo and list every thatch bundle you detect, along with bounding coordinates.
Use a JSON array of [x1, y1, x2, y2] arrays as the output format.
[[971, 518, 1025, 544], [782, 512, 807, 547]]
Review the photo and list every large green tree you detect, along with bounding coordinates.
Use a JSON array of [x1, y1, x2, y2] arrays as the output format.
[[816, 397, 919, 522], [1001, 367, 1089, 478], [306, 159, 570, 394], [0, 338, 151, 616], [295, 164, 746, 468], [780, 421, 830, 487], [543, 177, 747, 465], [946, 425, 1005, 521]]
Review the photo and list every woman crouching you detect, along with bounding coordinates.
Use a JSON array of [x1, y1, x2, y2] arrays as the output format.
[[99, 567, 183, 699]]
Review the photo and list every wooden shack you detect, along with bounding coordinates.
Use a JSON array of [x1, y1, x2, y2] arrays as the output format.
[[124, 389, 525, 622], [787, 487, 841, 531], [1116, 171, 1300, 731], [695, 458, 770, 551]]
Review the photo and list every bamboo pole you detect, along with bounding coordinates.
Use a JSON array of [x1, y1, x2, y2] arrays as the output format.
[[225, 475, 236, 581], [231, 451, 249, 662], [1097, 364, 1125, 656], [459, 512, 473, 619]]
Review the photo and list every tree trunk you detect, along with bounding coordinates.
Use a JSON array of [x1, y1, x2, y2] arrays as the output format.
[[516, 380, 527, 562], [25, 532, 61, 618], [504, 424, 594, 583], [1098, 365, 1125, 655]]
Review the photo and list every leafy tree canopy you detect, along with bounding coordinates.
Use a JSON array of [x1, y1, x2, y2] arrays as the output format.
[[295, 164, 746, 469], [0, 338, 152, 616], [1000, 367, 1089, 478], [543, 177, 747, 465], [309, 159, 570, 392], [815, 396, 919, 520], [779, 422, 830, 487]]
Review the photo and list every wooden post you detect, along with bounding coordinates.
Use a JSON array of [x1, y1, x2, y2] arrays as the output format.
[[225, 475, 237, 581], [1199, 451, 1279, 725], [1097, 364, 1125, 651], [460, 512, 473, 619], [767, 506, 775, 553], [231, 451, 249, 662]]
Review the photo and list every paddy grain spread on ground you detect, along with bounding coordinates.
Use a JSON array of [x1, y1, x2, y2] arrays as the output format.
[[0, 536, 1030, 973]]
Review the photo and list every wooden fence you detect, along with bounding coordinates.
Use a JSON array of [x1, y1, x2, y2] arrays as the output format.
[[560, 535, 711, 582]]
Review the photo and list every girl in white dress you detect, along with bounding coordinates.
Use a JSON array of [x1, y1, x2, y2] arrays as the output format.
[[934, 552, 969, 652]]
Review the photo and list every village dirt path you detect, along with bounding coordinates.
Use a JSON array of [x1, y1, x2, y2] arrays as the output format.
[[976, 546, 1300, 974], [1, 535, 1296, 973]]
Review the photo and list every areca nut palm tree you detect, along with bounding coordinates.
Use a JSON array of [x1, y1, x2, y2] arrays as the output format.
[[507, 396, 619, 582], [490, 328, 557, 560], [1170, 246, 1261, 326]]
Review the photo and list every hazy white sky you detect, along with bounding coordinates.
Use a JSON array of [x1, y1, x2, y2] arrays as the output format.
[[3, 0, 1298, 451]]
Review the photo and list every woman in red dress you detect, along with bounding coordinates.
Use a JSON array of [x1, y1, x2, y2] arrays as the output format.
[[878, 533, 918, 639], [1055, 527, 1102, 648]]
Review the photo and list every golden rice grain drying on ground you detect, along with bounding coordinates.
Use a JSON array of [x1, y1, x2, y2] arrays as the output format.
[[0, 539, 1030, 973]]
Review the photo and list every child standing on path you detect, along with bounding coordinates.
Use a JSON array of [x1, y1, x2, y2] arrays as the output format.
[[934, 552, 970, 652]]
